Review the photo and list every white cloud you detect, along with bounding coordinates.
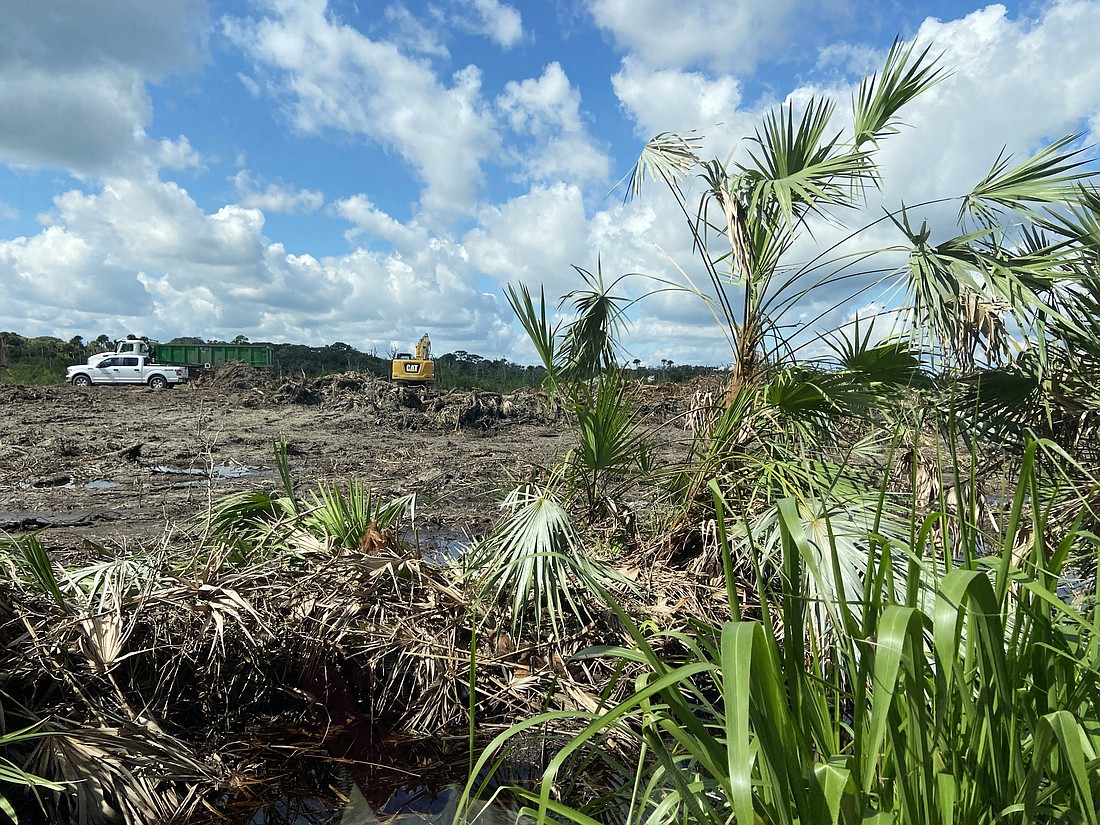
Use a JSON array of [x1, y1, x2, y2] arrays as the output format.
[[334, 194, 424, 248], [464, 182, 592, 297], [232, 170, 325, 214], [611, 57, 754, 151], [156, 136, 203, 171], [223, 0, 500, 224], [384, 4, 451, 58], [453, 0, 524, 49], [0, 0, 208, 176], [0, 68, 151, 174], [587, 0, 797, 74], [594, 1, 1100, 364], [496, 63, 610, 184], [0, 170, 517, 357], [855, 1, 1100, 239]]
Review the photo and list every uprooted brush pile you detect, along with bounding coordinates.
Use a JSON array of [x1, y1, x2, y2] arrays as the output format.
[[198, 362, 557, 429], [0, 526, 731, 824], [194, 361, 712, 431]]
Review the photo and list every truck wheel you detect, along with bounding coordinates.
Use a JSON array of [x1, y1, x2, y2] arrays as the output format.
[[148, 375, 168, 390], [71, 374, 92, 388]]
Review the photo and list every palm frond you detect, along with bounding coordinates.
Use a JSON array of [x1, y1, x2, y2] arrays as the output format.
[[853, 38, 947, 147], [741, 97, 874, 223], [3, 531, 69, 612], [560, 262, 634, 380], [626, 130, 703, 201], [569, 371, 653, 517], [962, 133, 1094, 226], [301, 482, 414, 551], [825, 318, 930, 390], [506, 282, 563, 394], [463, 482, 624, 641]]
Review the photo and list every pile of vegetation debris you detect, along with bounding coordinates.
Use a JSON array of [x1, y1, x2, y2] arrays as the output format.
[[0, 473, 681, 823], [215, 367, 559, 429]]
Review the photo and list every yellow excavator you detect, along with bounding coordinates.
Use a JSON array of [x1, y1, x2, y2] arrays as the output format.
[[390, 333, 436, 387]]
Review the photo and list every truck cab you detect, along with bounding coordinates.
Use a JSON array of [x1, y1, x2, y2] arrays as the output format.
[[87, 337, 153, 367]]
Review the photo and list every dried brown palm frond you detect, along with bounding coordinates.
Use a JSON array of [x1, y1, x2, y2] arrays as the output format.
[[945, 289, 1012, 371], [24, 722, 218, 825], [2, 506, 655, 823]]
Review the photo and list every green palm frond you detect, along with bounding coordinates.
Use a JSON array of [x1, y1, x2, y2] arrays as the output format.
[[742, 97, 874, 223], [301, 482, 415, 550], [825, 318, 930, 391], [756, 365, 882, 440], [64, 550, 161, 614], [734, 490, 906, 635], [962, 133, 1094, 226], [0, 721, 67, 799], [569, 371, 653, 516], [895, 207, 1089, 370], [955, 349, 1100, 451], [1035, 183, 1100, 250], [506, 282, 563, 394], [853, 38, 947, 147], [560, 262, 634, 379], [463, 481, 624, 640], [203, 489, 298, 562], [3, 531, 69, 612]]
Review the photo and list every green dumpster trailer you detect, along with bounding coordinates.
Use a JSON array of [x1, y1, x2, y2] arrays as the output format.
[[153, 343, 274, 370]]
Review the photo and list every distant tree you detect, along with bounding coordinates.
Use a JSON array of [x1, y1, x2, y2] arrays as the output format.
[[232, 334, 250, 344], [66, 336, 85, 362]]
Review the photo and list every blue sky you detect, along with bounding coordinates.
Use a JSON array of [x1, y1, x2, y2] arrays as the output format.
[[3, 0, 1100, 366]]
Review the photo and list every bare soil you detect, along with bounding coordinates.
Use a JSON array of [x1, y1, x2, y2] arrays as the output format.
[[0, 366, 698, 554]]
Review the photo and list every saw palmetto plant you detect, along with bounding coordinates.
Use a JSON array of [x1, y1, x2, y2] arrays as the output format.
[[462, 478, 627, 643]]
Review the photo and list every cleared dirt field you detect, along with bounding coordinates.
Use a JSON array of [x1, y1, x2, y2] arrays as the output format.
[[0, 367, 696, 555], [0, 374, 565, 556]]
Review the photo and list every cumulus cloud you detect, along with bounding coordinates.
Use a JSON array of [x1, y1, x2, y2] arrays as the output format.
[[232, 170, 325, 214], [885, 2, 1100, 201], [464, 182, 592, 295], [155, 137, 203, 171], [586, 0, 798, 74], [334, 194, 425, 249], [223, 0, 500, 224], [0, 0, 208, 175], [496, 63, 610, 184], [384, 4, 451, 58], [452, 0, 524, 49], [0, 171, 516, 356], [611, 57, 754, 152]]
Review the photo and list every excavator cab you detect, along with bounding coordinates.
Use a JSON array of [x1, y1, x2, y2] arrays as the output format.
[[391, 334, 436, 386]]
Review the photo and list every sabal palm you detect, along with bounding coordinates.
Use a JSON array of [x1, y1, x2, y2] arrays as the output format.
[[630, 38, 1099, 409], [629, 39, 946, 385]]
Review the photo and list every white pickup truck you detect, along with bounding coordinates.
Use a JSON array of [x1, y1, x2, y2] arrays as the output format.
[[67, 355, 188, 389]]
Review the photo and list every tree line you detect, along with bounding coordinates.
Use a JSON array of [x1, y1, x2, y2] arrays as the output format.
[[0, 331, 715, 390]]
